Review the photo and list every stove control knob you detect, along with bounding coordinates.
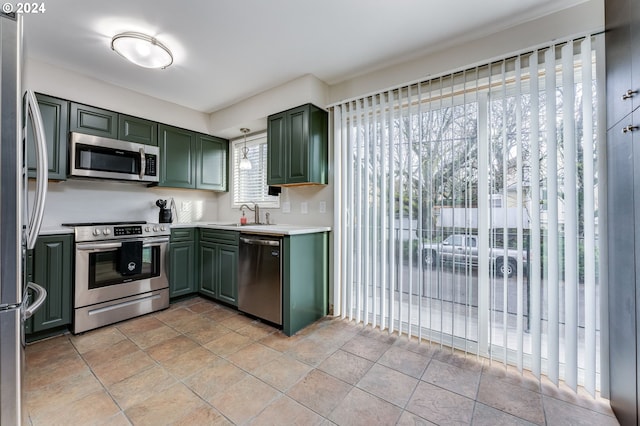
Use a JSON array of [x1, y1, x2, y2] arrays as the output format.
[[153, 225, 159, 232], [93, 228, 101, 236], [103, 228, 111, 235], [145, 226, 151, 232], [160, 225, 167, 231]]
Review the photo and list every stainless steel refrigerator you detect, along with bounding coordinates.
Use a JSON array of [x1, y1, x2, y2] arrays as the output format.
[[0, 12, 49, 425]]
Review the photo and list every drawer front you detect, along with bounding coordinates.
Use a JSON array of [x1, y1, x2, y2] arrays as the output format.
[[200, 228, 239, 245], [171, 228, 195, 242]]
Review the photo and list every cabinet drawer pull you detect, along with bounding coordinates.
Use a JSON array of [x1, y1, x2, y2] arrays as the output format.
[[622, 89, 636, 100], [622, 125, 638, 134]]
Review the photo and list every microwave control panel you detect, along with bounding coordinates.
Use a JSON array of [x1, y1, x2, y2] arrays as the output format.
[[145, 154, 157, 176]]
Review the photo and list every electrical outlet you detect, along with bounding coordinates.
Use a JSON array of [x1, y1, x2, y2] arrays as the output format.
[[181, 201, 191, 212], [300, 202, 308, 214], [282, 202, 291, 213], [319, 201, 326, 213]]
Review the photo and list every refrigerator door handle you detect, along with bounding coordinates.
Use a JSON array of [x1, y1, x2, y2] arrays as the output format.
[[25, 90, 48, 250], [23, 282, 47, 320]]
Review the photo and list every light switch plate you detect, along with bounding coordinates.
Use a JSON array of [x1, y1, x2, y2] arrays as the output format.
[[319, 201, 326, 213], [300, 202, 308, 214], [282, 202, 291, 213]]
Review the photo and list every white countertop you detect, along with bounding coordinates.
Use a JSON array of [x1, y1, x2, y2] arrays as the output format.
[[172, 222, 331, 236], [38, 223, 330, 237], [38, 226, 74, 236]]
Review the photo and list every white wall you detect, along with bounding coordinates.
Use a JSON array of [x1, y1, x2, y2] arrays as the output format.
[[329, 0, 603, 104], [25, 58, 211, 133], [209, 74, 329, 139]]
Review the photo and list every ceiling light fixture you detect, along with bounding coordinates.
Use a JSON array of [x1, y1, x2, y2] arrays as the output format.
[[111, 32, 173, 69], [239, 128, 252, 171]]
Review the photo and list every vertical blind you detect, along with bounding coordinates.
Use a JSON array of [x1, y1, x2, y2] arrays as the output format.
[[232, 134, 279, 207], [332, 34, 607, 396]]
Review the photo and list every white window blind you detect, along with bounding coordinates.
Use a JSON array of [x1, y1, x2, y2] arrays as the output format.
[[232, 133, 279, 208], [333, 34, 607, 397]]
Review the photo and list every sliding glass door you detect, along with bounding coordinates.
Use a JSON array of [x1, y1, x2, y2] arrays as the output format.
[[333, 34, 606, 396]]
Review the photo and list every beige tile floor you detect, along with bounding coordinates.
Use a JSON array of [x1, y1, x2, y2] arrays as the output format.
[[25, 296, 619, 425]]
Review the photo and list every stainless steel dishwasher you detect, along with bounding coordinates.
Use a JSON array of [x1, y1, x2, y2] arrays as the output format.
[[238, 234, 282, 325]]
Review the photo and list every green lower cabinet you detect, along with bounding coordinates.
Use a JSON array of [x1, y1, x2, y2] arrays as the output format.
[[169, 240, 196, 298], [198, 229, 238, 306], [27, 234, 73, 334], [198, 242, 238, 306], [217, 245, 238, 305], [199, 241, 217, 299], [282, 232, 329, 336]]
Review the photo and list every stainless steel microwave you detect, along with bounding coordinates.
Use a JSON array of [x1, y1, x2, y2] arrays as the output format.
[[69, 132, 159, 182]]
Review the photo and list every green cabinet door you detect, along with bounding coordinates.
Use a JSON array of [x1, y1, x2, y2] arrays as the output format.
[[197, 134, 228, 191], [169, 241, 196, 297], [282, 232, 328, 336], [199, 241, 217, 299], [119, 114, 158, 146], [267, 112, 287, 185], [69, 102, 118, 138], [27, 94, 69, 180], [267, 104, 327, 185], [30, 235, 73, 333], [197, 229, 238, 306], [217, 244, 238, 305], [286, 106, 309, 183], [159, 124, 197, 188]]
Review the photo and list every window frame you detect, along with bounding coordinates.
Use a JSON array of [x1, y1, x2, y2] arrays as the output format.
[[230, 132, 280, 209]]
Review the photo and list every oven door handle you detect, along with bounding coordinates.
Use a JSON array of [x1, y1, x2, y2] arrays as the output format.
[[76, 241, 122, 251], [76, 237, 169, 252]]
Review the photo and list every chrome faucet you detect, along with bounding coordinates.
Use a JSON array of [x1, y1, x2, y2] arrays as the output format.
[[239, 202, 260, 224]]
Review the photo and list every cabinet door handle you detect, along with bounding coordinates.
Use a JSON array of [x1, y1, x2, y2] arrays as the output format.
[[622, 89, 636, 100], [622, 125, 638, 134]]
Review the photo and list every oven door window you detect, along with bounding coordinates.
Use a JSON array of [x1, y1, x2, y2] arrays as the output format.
[[88, 245, 159, 289]]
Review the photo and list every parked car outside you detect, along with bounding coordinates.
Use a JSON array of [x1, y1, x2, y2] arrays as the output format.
[[421, 234, 527, 278]]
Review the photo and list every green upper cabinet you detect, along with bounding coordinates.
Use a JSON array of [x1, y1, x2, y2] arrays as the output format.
[[197, 134, 228, 191], [267, 112, 287, 185], [159, 124, 197, 188], [70, 102, 157, 145], [69, 102, 118, 139], [27, 93, 69, 180], [159, 125, 229, 191], [267, 103, 328, 186], [118, 114, 158, 146]]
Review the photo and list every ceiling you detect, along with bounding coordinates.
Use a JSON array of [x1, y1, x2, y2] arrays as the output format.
[[23, 0, 587, 115]]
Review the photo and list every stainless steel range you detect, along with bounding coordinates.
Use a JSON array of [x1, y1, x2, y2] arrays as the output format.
[[63, 221, 170, 333]]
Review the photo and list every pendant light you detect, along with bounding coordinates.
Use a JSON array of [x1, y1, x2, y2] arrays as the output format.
[[239, 128, 252, 170], [111, 32, 173, 69]]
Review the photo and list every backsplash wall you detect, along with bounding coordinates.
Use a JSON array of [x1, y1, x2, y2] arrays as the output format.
[[215, 184, 334, 227], [35, 179, 334, 228], [34, 179, 220, 227]]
